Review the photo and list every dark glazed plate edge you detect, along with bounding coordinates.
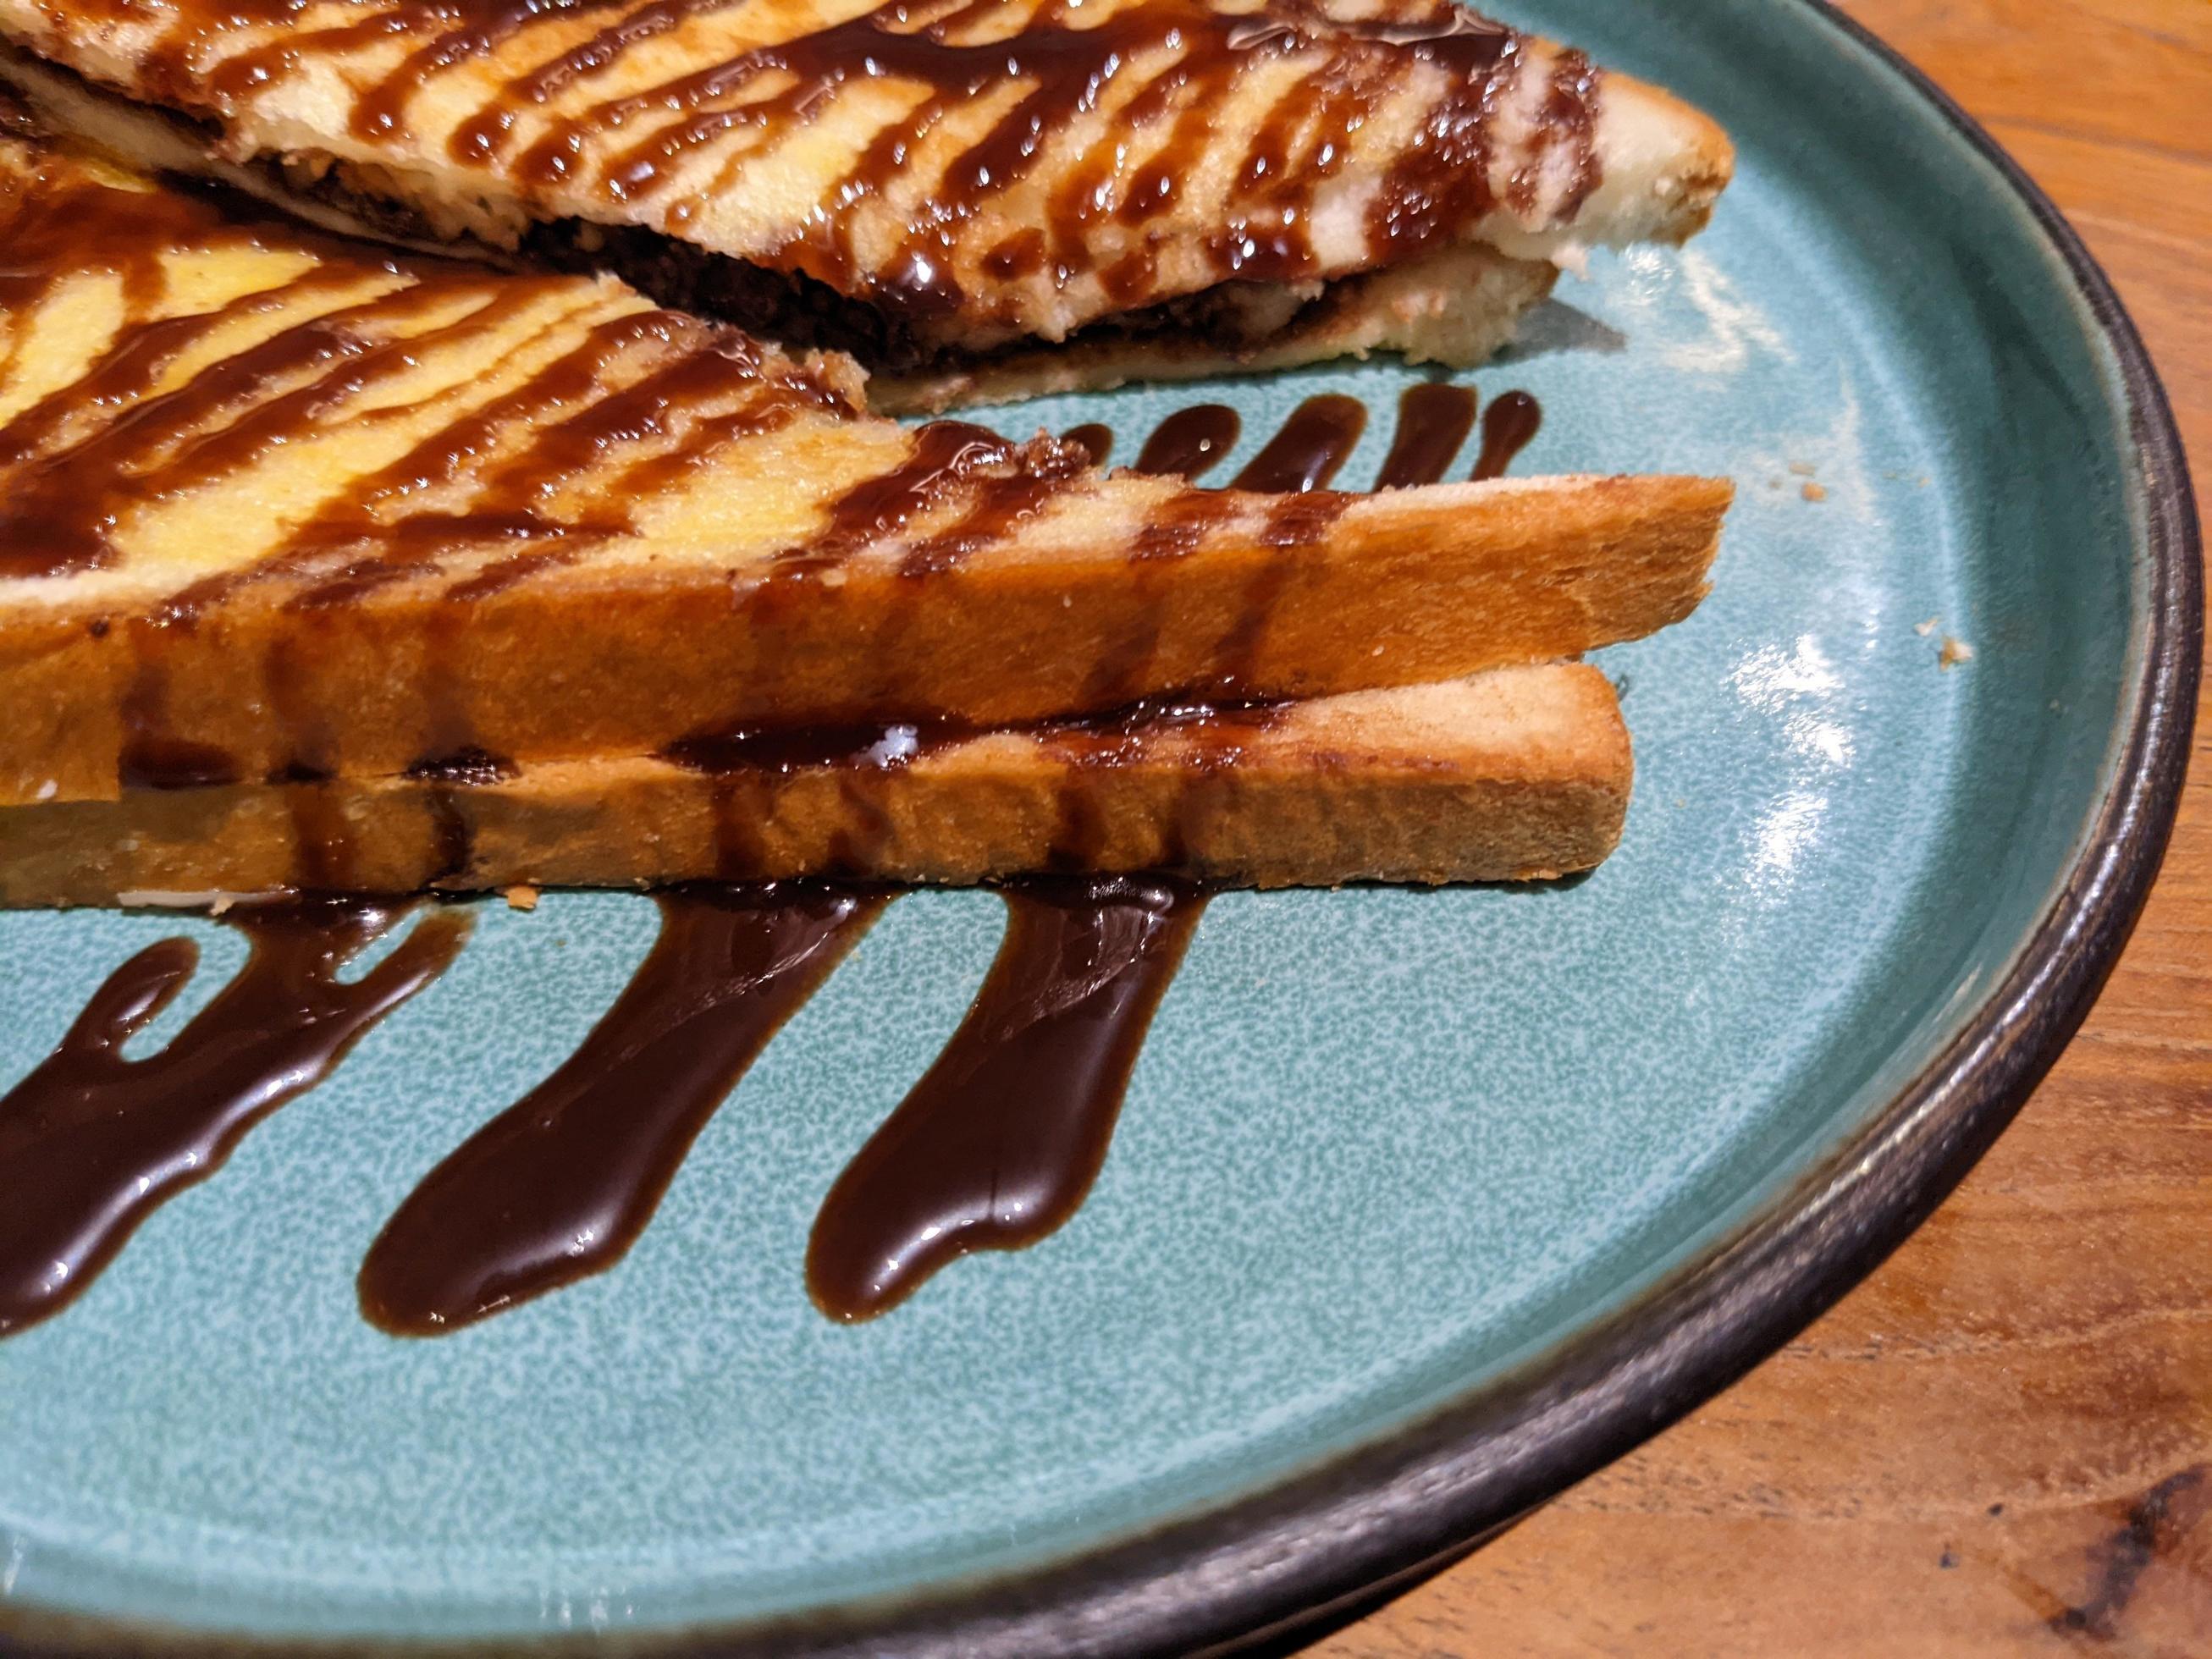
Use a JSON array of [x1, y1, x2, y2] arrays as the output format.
[[0, 1, 2200, 1652]]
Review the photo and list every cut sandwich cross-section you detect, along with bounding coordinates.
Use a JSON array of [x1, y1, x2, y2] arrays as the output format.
[[0, 130, 1729, 812], [0, 0, 1732, 404]]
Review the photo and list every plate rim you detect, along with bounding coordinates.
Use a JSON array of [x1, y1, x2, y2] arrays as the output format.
[[1, 0, 2200, 1652]]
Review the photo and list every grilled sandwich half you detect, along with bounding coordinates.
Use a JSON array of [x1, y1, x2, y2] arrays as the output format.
[[0, 0, 1730, 407], [0, 124, 1728, 811]]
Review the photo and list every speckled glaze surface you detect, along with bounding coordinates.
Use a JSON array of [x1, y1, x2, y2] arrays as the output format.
[[0, 0, 2195, 1648]]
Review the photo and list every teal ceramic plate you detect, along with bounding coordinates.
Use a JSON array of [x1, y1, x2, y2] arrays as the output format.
[[0, 0, 2198, 1651]]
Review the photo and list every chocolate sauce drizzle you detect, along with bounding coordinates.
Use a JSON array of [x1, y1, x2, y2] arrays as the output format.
[[1084, 384, 1536, 495], [0, 159, 857, 589], [1376, 383, 1477, 488], [1472, 388, 1542, 481], [1134, 405, 1241, 480], [1, 135, 1561, 811], [1229, 393, 1367, 493], [359, 884, 881, 1334], [1062, 422, 1114, 467], [0, 899, 466, 1336], [808, 876, 1205, 1320], [67, 0, 1598, 339], [0, 382, 1545, 1341]]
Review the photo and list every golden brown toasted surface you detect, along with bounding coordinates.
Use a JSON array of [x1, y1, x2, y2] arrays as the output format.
[[0, 667, 1632, 903], [0, 0, 1730, 355], [0, 134, 1729, 804]]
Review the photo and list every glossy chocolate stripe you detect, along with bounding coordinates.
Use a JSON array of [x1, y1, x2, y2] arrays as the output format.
[[359, 883, 882, 1334], [1230, 394, 1365, 493], [1062, 422, 1113, 466], [93, 0, 1585, 328], [1134, 404, 1240, 481], [0, 148, 281, 313], [1376, 383, 1476, 488], [0, 269, 367, 471], [0, 274, 529, 579], [289, 306, 685, 551], [807, 874, 1205, 1320], [0, 899, 467, 1337], [1471, 388, 1542, 481]]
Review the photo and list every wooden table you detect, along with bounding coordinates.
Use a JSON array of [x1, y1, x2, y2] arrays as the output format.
[[1318, 3, 2212, 1652]]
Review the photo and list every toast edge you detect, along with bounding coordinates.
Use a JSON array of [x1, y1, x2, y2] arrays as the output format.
[[0, 666, 1633, 904], [0, 474, 1726, 805]]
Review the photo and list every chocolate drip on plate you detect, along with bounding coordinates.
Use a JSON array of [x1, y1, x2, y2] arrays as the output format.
[[1471, 388, 1542, 480], [359, 883, 882, 1334], [1376, 383, 1477, 488], [807, 874, 1205, 1320], [1228, 394, 1366, 493], [1062, 422, 1113, 467], [1134, 404, 1241, 481], [0, 899, 467, 1337]]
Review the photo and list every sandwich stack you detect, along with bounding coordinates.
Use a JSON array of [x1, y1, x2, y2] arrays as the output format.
[[0, 0, 1735, 907]]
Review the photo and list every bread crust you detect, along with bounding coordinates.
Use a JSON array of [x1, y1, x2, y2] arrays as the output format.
[[0, 666, 1633, 903]]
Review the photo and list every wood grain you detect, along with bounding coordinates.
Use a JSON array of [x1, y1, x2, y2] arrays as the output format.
[[1317, 3, 2212, 1653]]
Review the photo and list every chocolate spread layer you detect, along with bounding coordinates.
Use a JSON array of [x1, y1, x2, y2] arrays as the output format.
[[265, 152, 1335, 373]]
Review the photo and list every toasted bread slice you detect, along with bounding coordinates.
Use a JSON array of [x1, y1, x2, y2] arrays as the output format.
[[0, 134, 1728, 804], [0, 49, 1565, 412], [0, 666, 1632, 904], [0, 0, 1731, 379]]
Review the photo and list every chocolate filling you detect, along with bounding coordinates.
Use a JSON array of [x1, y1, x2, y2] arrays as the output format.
[[261, 154, 1339, 374]]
